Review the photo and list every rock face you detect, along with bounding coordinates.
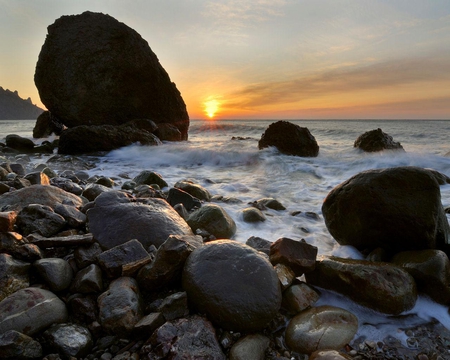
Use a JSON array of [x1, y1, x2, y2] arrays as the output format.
[[258, 121, 319, 157], [354, 128, 404, 152], [34, 11, 189, 139], [182, 240, 282, 332], [322, 167, 450, 254]]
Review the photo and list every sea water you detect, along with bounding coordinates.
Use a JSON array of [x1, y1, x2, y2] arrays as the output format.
[[2, 118, 450, 343]]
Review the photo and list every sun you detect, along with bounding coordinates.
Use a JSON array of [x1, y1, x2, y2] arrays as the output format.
[[203, 98, 220, 119]]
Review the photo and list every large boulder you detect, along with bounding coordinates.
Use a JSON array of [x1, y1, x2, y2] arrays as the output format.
[[322, 166, 450, 254], [34, 11, 189, 139], [354, 128, 404, 152], [182, 240, 281, 332], [258, 121, 319, 157]]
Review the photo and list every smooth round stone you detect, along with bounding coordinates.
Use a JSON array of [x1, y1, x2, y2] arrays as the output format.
[[43, 323, 93, 358], [34, 258, 74, 292], [182, 240, 281, 332], [285, 305, 358, 354], [229, 334, 270, 360], [309, 349, 353, 359]]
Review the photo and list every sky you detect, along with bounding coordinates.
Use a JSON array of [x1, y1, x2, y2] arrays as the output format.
[[1, 0, 450, 120]]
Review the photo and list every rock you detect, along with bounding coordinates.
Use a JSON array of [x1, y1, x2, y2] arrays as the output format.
[[147, 315, 225, 359], [23, 171, 50, 185], [274, 263, 296, 290], [305, 256, 417, 315], [354, 128, 404, 152], [282, 282, 320, 314], [0, 253, 30, 301], [0, 330, 43, 360], [74, 242, 103, 269], [242, 207, 266, 222], [391, 249, 450, 304], [33, 110, 64, 138], [245, 236, 272, 255], [70, 264, 103, 294], [158, 292, 189, 321], [229, 334, 270, 360], [42, 323, 93, 359], [269, 237, 318, 276], [69, 296, 98, 324], [33, 258, 73, 292], [27, 232, 94, 248], [258, 120, 319, 157], [0, 287, 68, 335], [322, 166, 450, 254], [133, 312, 165, 339], [97, 239, 151, 278], [187, 204, 236, 239], [16, 204, 66, 237], [98, 277, 143, 337], [182, 240, 281, 331], [174, 180, 212, 201], [82, 183, 111, 201], [58, 123, 162, 154], [5, 135, 35, 152], [255, 197, 286, 210], [35, 11, 189, 139], [167, 187, 202, 211], [133, 170, 168, 189], [285, 305, 358, 354], [50, 176, 83, 195], [0, 184, 84, 212], [87, 191, 194, 249], [137, 234, 202, 291], [309, 349, 353, 360], [54, 203, 87, 228], [154, 123, 182, 141], [0, 211, 17, 232]]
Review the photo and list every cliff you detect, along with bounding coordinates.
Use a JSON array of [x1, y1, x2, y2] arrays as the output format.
[[0, 87, 44, 120]]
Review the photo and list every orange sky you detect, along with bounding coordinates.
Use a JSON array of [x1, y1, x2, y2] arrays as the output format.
[[1, 0, 450, 120]]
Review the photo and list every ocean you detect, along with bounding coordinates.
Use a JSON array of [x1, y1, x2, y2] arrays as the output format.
[[2, 118, 450, 342]]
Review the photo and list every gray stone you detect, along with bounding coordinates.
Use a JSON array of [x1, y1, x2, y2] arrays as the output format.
[[16, 204, 66, 237], [310, 349, 353, 360], [158, 292, 189, 321], [82, 183, 111, 201], [133, 170, 168, 189], [229, 334, 270, 360], [0, 330, 43, 360], [0, 253, 30, 302], [255, 197, 286, 210], [174, 180, 212, 201], [242, 207, 266, 222], [70, 264, 103, 294], [187, 204, 236, 239], [245, 236, 271, 255], [42, 323, 93, 358], [167, 187, 202, 211], [34, 258, 73, 292], [54, 203, 87, 228], [133, 312, 165, 339]]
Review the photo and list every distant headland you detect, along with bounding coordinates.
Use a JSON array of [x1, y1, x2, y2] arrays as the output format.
[[0, 86, 44, 120]]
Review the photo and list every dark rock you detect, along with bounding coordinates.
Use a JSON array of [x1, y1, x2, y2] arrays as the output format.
[[98, 277, 143, 336], [16, 204, 66, 237], [33, 111, 64, 138], [285, 306, 358, 354], [158, 292, 189, 321], [133, 312, 165, 339], [5, 134, 35, 152], [35, 11, 189, 138], [0, 253, 30, 301], [27, 232, 94, 248], [310, 350, 353, 360], [154, 123, 182, 141], [269, 237, 318, 276], [0, 287, 68, 335], [305, 256, 417, 315], [258, 120, 319, 157], [97, 239, 151, 278], [146, 315, 225, 359], [0, 330, 43, 360], [82, 183, 110, 201], [245, 236, 271, 255], [70, 263, 103, 294], [182, 240, 281, 332], [42, 323, 93, 358], [54, 203, 86, 228], [87, 191, 193, 250], [354, 128, 404, 152], [167, 187, 202, 211], [242, 207, 266, 222], [50, 177, 83, 195], [174, 180, 212, 201], [23, 171, 50, 185], [0, 211, 16, 232], [95, 176, 114, 188], [255, 197, 286, 210], [34, 258, 73, 292], [69, 296, 98, 324], [322, 167, 450, 254], [187, 204, 236, 239], [133, 170, 168, 188], [282, 282, 320, 314], [229, 334, 270, 360]]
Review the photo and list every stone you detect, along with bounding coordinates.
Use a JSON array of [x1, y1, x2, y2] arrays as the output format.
[[23, 171, 50, 185], [285, 306, 358, 354], [282, 282, 320, 314], [154, 123, 182, 141], [147, 315, 225, 359], [158, 292, 189, 321], [0, 184, 84, 212], [0, 330, 43, 360], [245, 236, 272, 255], [33, 110, 64, 138], [0, 253, 30, 301], [27, 232, 94, 248], [182, 240, 281, 332], [98, 277, 143, 337], [258, 120, 319, 157], [133, 312, 165, 339], [5, 134, 35, 152], [0, 211, 17, 232], [50, 176, 83, 195], [322, 166, 450, 254], [229, 334, 270, 360], [391, 249, 450, 304], [70, 264, 103, 294], [0, 287, 68, 335], [35, 11, 189, 138], [133, 170, 168, 189], [16, 204, 66, 237], [87, 191, 194, 250], [174, 180, 212, 201], [269, 237, 318, 276], [305, 256, 417, 315], [82, 183, 111, 201], [34, 258, 73, 292], [69, 296, 98, 324], [42, 323, 93, 359], [242, 207, 266, 222], [309, 349, 353, 360], [167, 187, 202, 211], [354, 128, 404, 152], [255, 197, 286, 210], [187, 204, 236, 239], [54, 203, 87, 228], [274, 263, 296, 290], [97, 239, 151, 278]]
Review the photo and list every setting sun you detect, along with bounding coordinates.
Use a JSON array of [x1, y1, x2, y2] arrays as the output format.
[[203, 98, 220, 119]]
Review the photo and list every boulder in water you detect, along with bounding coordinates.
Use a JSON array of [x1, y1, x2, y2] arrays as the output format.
[[354, 128, 404, 152]]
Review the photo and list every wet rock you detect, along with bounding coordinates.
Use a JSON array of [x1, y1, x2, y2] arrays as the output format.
[[158, 292, 189, 321], [269, 237, 318, 276], [391, 249, 450, 304], [69, 296, 98, 324], [73, 242, 103, 269], [35, 11, 189, 137], [182, 240, 281, 332], [70, 263, 103, 294], [0, 287, 68, 335], [255, 197, 286, 210], [27, 232, 94, 248], [34, 258, 73, 292], [82, 183, 111, 201], [137, 234, 202, 291], [23, 171, 50, 185], [174, 180, 212, 201], [54, 203, 86, 228], [33, 110, 64, 138], [322, 166, 450, 254], [133, 170, 168, 189], [305, 256, 417, 315], [282, 282, 320, 314], [242, 207, 266, 222], [0, 330, 43, 360], [154, 123, 182, 141], [0, 253, 30, 301], [5, 134, 35, 152], [245, 236, 271, 255], [98, 277, 143, 336], [274, 263, 296, 290], [87, 191, 194, 250], [50, 176, 83, 195], [0, 211, 17, 232], [187, 203, 236, 239], [167, 187, 202, 211], [146, 315, 225, 359], [229, 334, 270, 360], [354, 128, 404, 152], [16, 204, 66, 237], [42, 323, 93, 358], [285, 305, 358, 354], [258, 120, 319, 157], [309, 349, 353, 359]]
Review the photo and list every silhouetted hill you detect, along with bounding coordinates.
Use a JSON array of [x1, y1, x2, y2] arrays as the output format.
[[0, 86, 44, 120]]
